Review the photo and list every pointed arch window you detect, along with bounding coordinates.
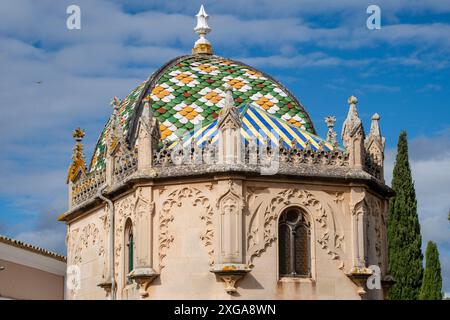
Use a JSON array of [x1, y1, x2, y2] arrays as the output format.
[[278, 208, 311, 278]]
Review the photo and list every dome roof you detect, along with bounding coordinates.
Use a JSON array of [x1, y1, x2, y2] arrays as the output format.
[[89, 54, 316, 172]]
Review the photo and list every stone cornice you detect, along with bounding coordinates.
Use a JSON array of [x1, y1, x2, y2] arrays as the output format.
[[59, 163, 394, 224]]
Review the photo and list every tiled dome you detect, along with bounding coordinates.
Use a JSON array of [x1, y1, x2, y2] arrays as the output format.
[[89, 55, 316, 172]]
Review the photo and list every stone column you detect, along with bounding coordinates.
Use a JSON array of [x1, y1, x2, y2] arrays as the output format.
[[347, 187, 372, 298], [217, 179, 244, 264], [129, 186, 159, 298], [211, 179, 250, 294]]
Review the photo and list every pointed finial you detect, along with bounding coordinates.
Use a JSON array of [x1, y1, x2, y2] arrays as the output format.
[[193, 5, 213, 55], [142, 102, 153, 121], [342, 95, 363, 141], [346, 95, 359, 121], [370, 113, 381, 137], [73, 127, 85, 142], [325, 116, 337, 145], [107, 96, 124, 154], [110, 96, 121, 110], [348, 95, 358, 106], [218, 84, 241, 129], [223, 84, 234, 108], [67, 127, 87, 183], [345, 95, 360, 120]]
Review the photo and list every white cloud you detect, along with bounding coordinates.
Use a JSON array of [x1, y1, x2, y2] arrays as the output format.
[[112, 0, 450, 18], [242, 52, 369, 69]]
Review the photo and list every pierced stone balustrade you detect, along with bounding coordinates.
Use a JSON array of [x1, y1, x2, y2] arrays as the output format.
[[71, 169, 106, 206], [153, 139, 350, 168], [113, 148, 138, 184]]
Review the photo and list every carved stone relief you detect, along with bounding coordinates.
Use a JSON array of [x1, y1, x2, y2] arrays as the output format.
[[114, 194, 136, 279], [216, 181, 244, 263], [366, 195, 384, 267], [68, 227, 79, 265], [245, 186, 263, 258], [71, 222, 103, 265], [134, 187, 154, 267], [158, 187, 215, 271], [246, 189, 345, 269]]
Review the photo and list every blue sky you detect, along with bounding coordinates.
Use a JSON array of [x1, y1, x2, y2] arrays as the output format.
[[0, 0, 449, 295]]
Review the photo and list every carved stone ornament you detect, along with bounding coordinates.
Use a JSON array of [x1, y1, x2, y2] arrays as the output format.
[[128, 267, 159, 298], [346, 266, 373, 297], [210, 263, 251, 294], [97, 281, 113, 298], [216, 181, 244, 218], [71, 222, 103, 265], [114, 194, 136, 279], [246, 189, 345, 270], [159, 187, 215, 270]]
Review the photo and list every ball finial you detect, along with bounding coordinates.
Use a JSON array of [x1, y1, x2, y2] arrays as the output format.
[[348, 95, 358, 106]]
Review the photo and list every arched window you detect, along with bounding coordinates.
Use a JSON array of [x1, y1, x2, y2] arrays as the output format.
[[125, 219, 134, 284], [278, 208, 311, 278]]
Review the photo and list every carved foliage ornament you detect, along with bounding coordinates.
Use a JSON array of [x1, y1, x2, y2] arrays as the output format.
[[247, 189, 345, 269], [114, 194, 135, 279], [70, 222, 103, 265], [159, 187, 215, 271], [114, 189, 155, 278]]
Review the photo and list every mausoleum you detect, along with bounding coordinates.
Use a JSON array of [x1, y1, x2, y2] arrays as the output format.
[[59, 6, 394, 300]]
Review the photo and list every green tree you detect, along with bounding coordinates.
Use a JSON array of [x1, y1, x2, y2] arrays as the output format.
[[387, 131, 424, 300], [419, 241, 443, 300]]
